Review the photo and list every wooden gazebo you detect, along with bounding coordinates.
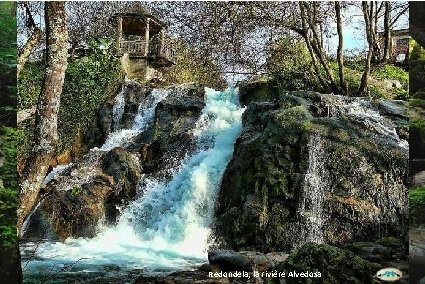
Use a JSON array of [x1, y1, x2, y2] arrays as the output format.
[[109, 12, 175, 79]]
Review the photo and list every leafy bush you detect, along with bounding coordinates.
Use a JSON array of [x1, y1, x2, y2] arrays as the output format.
[[18, 38, 123, 156], [410, 186, 425, 227], [17, 62, 44, 110], [266, 38, 323, 92], [410, 39, 425, 95], [372, 64, 408, 89], [0, 127, 18, 247], [58, 49, 122, 151]]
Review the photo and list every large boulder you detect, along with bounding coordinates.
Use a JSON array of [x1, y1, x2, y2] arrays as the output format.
[[276, 243, 375, 284], [140, 83, 205, 175], [21, 148, 141, 241], [214, 85, 408, 252], [208, 250, 288, 273]]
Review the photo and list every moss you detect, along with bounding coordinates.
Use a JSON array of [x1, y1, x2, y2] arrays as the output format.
[[275, 105, 312, 130], [410, 186, 425, 227], [0, 129, 17, 248], [71, 186, 83, 196], [278, 243, 374, 284], [18, 50, 123, 157]]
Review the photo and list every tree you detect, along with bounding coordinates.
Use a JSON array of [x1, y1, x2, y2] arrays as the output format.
[[297, 2, 340, 94], [358, 1, 375, 96], [17, 2, 43, 77], [335, 1, 348, 96], [18, 2, 68, 233]]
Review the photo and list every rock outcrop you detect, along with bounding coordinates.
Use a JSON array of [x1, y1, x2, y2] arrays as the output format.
[[21, 82, 206, 241], [214, 81, 409, 252], [21, 147, 141, 241]]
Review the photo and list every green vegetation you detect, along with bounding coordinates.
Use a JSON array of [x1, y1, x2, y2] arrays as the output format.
[[267, 38, 408, 100], [161, 39, 226, 89], [410, 186, 425, 227], [277, 243, 374, 284], [0, 2, 17, 122], [0, 2, 17, 249], [267, 38, 323, 92], [0, 128, 17, 247], [18, 38, 123, 156], [410, 39, 425, 96], [409, 39, 425, 149]]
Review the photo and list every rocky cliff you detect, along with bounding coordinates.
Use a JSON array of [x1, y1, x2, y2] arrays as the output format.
[[214, 80, 409, 252], [21, 82, 205, 241]]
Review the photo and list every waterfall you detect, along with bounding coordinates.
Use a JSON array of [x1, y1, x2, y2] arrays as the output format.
[[297, 132, 326, 246], [98, 88, 169, 151], [345, 100, 408, 149], [41, 86, 169, 186], [111, 85, 126, 132], [22, 87, 244, 279]]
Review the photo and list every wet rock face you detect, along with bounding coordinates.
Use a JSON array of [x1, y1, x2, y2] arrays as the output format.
[[22, 83, 206, 241], [21, 147, 141, 241], [96, 81, 152, 144], [214, 86, 408, 252], [277, 243, 375, 284], [141, 84, 205, 175]]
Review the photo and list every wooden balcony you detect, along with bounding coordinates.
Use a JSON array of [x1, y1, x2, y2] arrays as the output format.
[[118, 38, 175, 66], [119, 40, 146, 56]]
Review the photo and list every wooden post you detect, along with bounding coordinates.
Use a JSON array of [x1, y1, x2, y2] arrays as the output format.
[[117, 16, 122, 52], [160, 28, 165, 56], [144, 17, 150, 56]]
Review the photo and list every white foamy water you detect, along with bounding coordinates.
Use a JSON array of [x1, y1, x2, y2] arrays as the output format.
[[297, 133, 326, 246], [97, 88, 169, 152], [345, 100, 408, 149], [112, 85, 126, 132], [22, 87, 244, 278], [43, 163, 73, 184]]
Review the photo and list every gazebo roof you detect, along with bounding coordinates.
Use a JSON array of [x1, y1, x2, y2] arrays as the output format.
[[109, 12, 166, 29]]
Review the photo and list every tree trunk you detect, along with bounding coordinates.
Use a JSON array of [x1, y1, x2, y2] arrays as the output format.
[[18, 2, 68, 233], [335, 1, 348, 96], [358, 1, 373, 96], [17, 27, 43, 77], [298, 3, 328, 91], [298, 2, 340, 94], [383, 2, 391, 62]]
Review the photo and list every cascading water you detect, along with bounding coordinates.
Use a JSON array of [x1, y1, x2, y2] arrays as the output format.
[[99, 88, 170, 151], [22, 87, 244, 282], [296, 133, 326, 247], [112, 85, 126, 132]]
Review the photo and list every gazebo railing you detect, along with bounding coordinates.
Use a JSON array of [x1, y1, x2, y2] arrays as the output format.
[[119, 40, 145, 55], [118, 37, 175, 64]]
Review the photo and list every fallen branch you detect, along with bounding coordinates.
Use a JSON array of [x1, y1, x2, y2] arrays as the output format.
[[17, 106, 36, 124]]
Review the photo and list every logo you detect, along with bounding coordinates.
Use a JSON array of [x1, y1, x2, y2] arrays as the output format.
[[376, 268, 403, 282]]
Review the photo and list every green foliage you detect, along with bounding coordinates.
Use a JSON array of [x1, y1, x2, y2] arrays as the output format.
[[0, 2, 16, 50], [410, 186, 425, 227], [0, 4, 18, 248], [18, 38, 123, 156], [279, 243, 374, 283], [17, 62, 44, 110], [161, 39, 226, 89], [410, 39, 425, 95], [71, 186, 83, 196], [372, 64, 408, 89], [59, 49, 122, 151], [267, 38, 323, 92], [0, 128, 17, 189], [411, 119, 425, 131], [0, 3, 17, 122], [0, 127, 18, 247], [410, 99, 425, 108]]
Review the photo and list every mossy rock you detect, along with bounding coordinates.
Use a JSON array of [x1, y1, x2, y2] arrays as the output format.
[[276, 243, 374, 284]]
